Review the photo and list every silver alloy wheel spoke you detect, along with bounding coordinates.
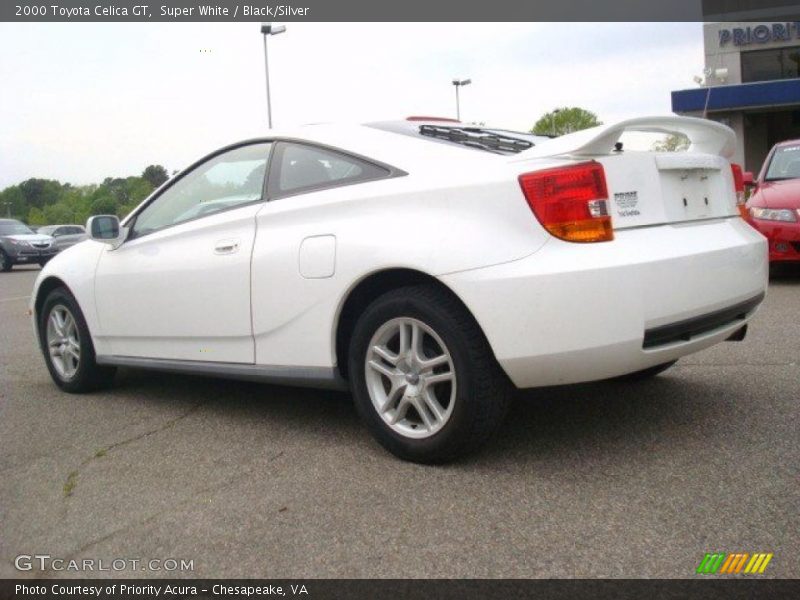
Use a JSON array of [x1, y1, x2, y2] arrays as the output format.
[[364, 317, 457, 439], [424, 371, 454, 386], [373, 345, 399, 365], [46, 305, 80, 380]]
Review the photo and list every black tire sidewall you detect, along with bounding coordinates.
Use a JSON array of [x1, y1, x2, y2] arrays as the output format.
[[0, 250, 11, 272], [349, 288, 494, 462]]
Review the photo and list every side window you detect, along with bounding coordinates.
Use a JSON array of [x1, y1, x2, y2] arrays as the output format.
[[132, 143, 272, 237], [270, 142, 389, 197]]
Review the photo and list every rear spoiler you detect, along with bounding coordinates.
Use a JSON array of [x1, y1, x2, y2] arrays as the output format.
[[512, 116, 736, 160]]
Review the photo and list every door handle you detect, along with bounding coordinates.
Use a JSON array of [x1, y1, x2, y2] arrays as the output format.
[[214, 239, 240, 255]]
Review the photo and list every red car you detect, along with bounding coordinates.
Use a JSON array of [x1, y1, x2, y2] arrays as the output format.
[[745, 139, 800, 263]]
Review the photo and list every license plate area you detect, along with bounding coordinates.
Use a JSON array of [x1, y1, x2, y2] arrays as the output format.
[[661, 169, 716, 222]]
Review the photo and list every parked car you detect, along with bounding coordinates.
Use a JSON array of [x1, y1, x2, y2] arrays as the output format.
[[0, 219, 58, 271], [36, 224, 88, 252], [744, 139, 800, 263], [30, 116, 767, 462]]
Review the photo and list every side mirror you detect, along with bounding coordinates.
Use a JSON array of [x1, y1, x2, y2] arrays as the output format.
[[86, 215, 126, 249], [742, 171, 755, 187]]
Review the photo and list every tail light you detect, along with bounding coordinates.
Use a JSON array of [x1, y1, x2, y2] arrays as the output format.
[[731, 163, 748, 218], [518, 162, 613, 243]]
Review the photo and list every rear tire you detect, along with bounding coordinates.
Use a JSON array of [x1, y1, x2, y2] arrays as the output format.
[[0, 250, 12, 272], [38, 287, 116, 393], [614, 360, 678, 381], [349, 284, 511, 464]]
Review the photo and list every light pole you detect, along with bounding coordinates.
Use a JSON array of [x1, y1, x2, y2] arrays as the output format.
[[452, 78, 471, 121], [260, 23, 286, 129], [550, 108, 561, 137]]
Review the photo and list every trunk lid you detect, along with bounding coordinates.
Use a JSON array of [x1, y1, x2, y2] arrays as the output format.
[[511, 116, 739, 230]]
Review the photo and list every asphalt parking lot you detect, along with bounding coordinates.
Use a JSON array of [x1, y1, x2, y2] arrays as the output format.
[[1, 264, 798, 579]]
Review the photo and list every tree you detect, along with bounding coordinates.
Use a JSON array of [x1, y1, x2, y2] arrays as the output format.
[[531, 107, 601, 137], [90, 195, 118, 216], [142, 165, 169, 188], [27, 206, 46, 226], [652, 133, 690, 152]]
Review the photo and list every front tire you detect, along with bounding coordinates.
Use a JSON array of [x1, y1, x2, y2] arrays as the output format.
[[38, 287, 116, 393], [0, 250, 12, 272], [349, 284, 511, 463]]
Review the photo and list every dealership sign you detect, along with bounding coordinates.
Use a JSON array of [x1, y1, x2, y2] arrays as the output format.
[[719, 23, 800, 46]]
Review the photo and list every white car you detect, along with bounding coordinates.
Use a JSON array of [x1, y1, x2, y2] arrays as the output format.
[[31, 117, 768, 462]]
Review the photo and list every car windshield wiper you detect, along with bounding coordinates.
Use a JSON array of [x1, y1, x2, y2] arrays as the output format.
[[419, 125, 534, 154]]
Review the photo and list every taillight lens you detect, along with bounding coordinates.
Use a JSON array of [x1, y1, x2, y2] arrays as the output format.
[[518, 162, 613, 243], [731, 163, 748, 218]]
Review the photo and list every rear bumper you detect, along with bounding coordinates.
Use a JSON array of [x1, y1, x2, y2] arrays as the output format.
[[441, 217, 768, 388], [747, 217, 800, 263]]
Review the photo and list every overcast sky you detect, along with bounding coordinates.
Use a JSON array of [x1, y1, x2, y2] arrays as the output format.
[[0, 22, 703, 189]]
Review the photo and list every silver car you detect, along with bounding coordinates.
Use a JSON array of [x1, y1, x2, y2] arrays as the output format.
[[36, 225, 88, 251]]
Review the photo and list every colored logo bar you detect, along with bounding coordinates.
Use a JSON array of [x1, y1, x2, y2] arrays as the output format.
[[696, 552, 773, 574]]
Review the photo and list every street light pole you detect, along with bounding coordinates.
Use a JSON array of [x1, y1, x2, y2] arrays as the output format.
[[452, 78, 471, 121], [550, 108, 561, 137], [260, 23, 286, 129]]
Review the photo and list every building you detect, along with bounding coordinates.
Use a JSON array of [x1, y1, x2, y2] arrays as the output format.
[[672, 20, 800, 173]]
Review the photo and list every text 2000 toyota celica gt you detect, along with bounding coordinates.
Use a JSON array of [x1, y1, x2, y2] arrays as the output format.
[[31, 116, 768, 462]]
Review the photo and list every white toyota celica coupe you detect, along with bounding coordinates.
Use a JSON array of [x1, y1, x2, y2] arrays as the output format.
[[31, 117, 768, 462]]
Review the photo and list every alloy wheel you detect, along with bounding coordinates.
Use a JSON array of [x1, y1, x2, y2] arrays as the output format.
[[364, 317, 456, 439], [46, 304, 81, 380]]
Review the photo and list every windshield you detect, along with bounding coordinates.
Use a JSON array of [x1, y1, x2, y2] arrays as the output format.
[[765, 144, 800, 181], [0, 220, 35, 236]]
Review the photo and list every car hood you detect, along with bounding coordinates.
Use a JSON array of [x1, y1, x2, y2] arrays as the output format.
[[3, 234, 55, 243], [751, 179, 800, 209]]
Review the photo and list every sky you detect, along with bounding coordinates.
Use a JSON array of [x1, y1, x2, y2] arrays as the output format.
[[0, 22, 703, 189]]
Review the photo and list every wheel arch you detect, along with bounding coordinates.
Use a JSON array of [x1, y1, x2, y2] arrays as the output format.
[[333, 267, 492, 380], [34, 276, 73, 327]]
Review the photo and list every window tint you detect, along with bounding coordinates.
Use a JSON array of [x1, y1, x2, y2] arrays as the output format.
[[132, 143, 271, 236], [272, 143, 389, 196]]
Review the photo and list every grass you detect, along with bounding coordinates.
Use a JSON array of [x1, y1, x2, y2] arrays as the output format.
[[63, 471, 79, 497]]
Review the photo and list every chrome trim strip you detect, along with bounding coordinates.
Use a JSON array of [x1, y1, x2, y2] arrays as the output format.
[[95, 355, 348, 391]]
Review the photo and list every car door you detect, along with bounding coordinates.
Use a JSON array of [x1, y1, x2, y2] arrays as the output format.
[[54, 226, 76, 250], [61, 226, 84, 248], [93, 142, 272, 363], [51, 227, 68, 250]]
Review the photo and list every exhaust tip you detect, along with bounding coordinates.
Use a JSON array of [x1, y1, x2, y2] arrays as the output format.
[[726, 324, 747, 342]]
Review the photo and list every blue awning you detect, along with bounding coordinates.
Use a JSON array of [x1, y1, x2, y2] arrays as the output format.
[[672, 79, 800, 113]]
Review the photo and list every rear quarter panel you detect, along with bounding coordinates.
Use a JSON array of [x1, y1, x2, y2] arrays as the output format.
[[251, 162, 550, 368]]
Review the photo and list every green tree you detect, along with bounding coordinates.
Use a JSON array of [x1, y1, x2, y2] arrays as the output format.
[[142, 165, 168, 188], [18, 178, 64, 209], [652, 133, 690, 152], [44, 202, 75, 224], [531, 107, 602, 137], [90, 195, 118, 216], [27, 206, 46, 226]]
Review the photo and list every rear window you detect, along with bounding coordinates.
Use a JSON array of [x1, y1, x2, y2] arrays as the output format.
[[367, 121, 550, 155]]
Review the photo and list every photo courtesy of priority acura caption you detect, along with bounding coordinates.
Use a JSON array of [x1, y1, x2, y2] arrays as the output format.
[[29, 116, 768, 463]]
